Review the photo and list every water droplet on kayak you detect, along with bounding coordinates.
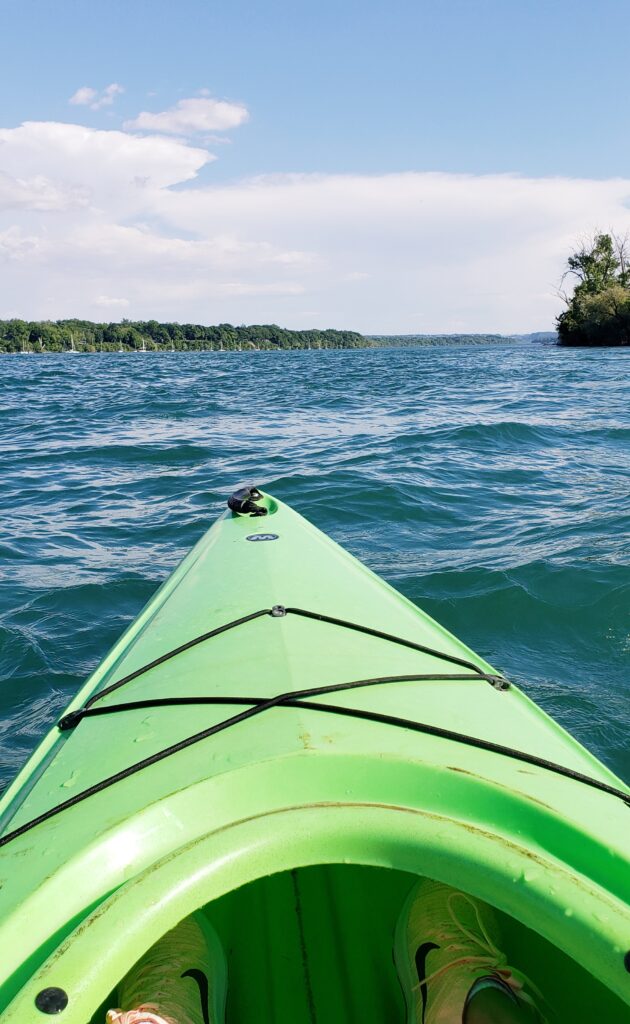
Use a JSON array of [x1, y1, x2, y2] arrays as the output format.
[[134, 717, 156, 743], [134, 732, 155, 743], [564, 907, 574, 917]]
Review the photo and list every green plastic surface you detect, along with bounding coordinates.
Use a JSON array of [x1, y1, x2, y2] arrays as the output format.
[[0, 494, 628, 1021]]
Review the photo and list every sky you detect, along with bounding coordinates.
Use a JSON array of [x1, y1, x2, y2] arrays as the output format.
[[1, 0, 630, 333]]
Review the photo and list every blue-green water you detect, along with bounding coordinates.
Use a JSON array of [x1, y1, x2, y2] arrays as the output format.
[[0, 345, 628, 788]]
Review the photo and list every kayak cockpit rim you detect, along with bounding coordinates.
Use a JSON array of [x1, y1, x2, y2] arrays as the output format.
[[2, 798, 629, 1022]]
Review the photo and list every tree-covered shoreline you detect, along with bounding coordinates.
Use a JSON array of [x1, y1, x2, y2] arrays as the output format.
[[0, 319, 554, 353], [0, 319, 367, 353], [367, 333, 520, 346]]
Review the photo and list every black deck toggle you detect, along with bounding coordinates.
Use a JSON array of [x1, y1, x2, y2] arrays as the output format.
[[228, 487, 268, 517], [35, 988, 69, 1014], [58, 710, 83, 732]]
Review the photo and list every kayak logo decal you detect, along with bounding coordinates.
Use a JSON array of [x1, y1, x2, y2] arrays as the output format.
[[246, 533, 279, 541]]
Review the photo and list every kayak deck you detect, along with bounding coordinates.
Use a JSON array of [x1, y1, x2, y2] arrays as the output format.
[[1, 492, 622, 841]]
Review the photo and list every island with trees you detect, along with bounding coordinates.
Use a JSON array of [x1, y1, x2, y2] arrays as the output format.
[[557, 233, 630, 346]]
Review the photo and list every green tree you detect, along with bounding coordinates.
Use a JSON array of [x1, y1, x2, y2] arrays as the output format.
[[563, 233, 620, 296], [557, 233, 630, 346]]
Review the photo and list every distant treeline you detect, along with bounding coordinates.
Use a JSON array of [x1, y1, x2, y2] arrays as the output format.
[[0, 320, 554, 353], [368, 333, 514, 346], [0, 319, 367, 353]]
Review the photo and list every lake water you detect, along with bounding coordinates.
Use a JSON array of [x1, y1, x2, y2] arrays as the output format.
[[0, 344, 628, 788]]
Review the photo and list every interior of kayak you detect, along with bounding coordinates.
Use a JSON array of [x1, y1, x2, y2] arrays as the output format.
[[86, 864, 627, 1024]]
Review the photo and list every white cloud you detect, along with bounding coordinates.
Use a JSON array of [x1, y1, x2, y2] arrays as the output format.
[[1, 116, 630, 330], [0, 122, 212, 200], [95, 295, 130, 308], [0, 169, 87, 211], [69, 83, 124, 110], [0, 226, 50, 262], [69, 87, 96, 106], [124, 97, 249, 136], [148, 170, 630, 330], [91, 83, 124, 110]]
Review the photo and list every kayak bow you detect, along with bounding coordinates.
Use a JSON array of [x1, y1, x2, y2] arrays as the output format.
[[0, 490, 628, 1022]]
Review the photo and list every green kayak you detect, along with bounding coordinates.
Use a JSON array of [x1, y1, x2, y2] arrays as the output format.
[[0, 489, 628, 1022]]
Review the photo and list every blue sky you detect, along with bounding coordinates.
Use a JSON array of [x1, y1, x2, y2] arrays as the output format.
[[1, 0, 630, 331]]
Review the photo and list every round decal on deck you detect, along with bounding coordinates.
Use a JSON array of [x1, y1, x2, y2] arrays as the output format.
[[246, 533, 279, 541]]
